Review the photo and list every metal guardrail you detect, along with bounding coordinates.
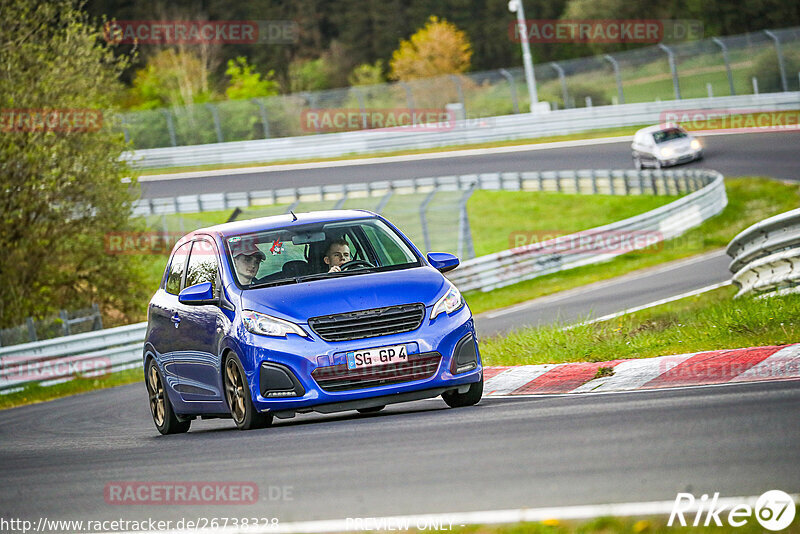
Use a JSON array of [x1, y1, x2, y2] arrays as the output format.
[[726, 208, 800, 297], [125, 92, 800, 169], [4, 168, 725, 391], [0, 322, 146, 393], [447, 169, 727, 292]]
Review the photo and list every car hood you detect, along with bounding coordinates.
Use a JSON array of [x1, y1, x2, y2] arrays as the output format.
[[240, 266, 448, 322], [660, 137, 694, 150]]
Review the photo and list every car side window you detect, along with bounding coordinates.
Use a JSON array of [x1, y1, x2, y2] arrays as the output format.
[[165, 242, 191, 295], [185, 238, 219, 294]]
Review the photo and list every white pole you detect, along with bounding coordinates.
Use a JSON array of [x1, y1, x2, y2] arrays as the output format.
[[509, 0, 538, 111]]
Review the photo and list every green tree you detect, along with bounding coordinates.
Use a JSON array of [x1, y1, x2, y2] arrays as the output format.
[[225, 57, 280, 100], [0, 0, 150, 328], [126, 49, 216, 109], [389, 15, 473, 81]]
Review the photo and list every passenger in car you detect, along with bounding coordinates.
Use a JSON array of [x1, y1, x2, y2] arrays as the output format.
[[232, 242, 266, 285], [324, 238, 351, 273]]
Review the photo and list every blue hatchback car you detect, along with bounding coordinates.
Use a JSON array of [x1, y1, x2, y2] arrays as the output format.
[[144, 210, 483, 433]]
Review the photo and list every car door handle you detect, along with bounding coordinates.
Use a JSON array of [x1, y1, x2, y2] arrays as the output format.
[[170, 313, 181, 328]]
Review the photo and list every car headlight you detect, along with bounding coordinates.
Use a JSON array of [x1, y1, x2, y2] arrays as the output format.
[[690, 139, 702, 150], [660, 147, 674, 157], [431, 283, 464, 319], [242, 310, 308, 337]]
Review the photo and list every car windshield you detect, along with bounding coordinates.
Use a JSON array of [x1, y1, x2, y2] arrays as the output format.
[[652, 128, 688, 144], [225, 218, 421, 288]]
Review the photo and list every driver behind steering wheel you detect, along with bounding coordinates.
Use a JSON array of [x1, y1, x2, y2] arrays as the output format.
[[324, 238, 351, 273]]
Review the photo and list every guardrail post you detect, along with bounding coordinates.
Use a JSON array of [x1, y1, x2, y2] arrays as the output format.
[[205, 103, 224, 143], [573, 172, 580, 193], [623, 172, 630, 195], [591, 170, 598, 194], [608, 174, 616, 195], [161, 109, 177, 147], [658, 44, 681, 100], [752, 77, 759, 95], [556, 172, 563, 192], [764, 30, 789, 92], [252, 98, 271, 138], [551, 63, 569, 108], [498, 69, 520, 114], [420, 189, 437, 253], [603, 54, 625, 105], [712, 37, 736, 96], [706, 83, 713, 99]]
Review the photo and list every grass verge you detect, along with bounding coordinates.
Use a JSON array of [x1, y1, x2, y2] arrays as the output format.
[[480, 285, 800, 366], [466, 177, 800, 315]]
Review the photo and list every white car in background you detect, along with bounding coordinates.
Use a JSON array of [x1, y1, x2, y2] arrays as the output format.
[[631, 124, 704, 169]]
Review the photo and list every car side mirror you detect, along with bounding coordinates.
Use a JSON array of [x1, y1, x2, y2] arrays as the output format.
[[178, 282, 217, 306], [427, 252, 460, 273]]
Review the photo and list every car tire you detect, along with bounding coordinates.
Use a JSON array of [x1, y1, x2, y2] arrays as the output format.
[[357, 405, 385, 414], [224, 354, 273, 430], [146, 359, 191, 435], [442, 376, 483, 408], [653, 158, 662, 169]]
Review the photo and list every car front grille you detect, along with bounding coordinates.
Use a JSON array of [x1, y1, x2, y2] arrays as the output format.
[[308, 303, 425, 342], [311, 352, 441, 392]]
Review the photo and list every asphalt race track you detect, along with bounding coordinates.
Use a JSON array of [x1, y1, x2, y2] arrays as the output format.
[[475, 250, 731, 337], [139, 131, 800, 198], [1, 380, 798, 528]]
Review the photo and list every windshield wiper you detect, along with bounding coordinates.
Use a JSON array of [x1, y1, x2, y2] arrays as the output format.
[[294, 272, 349, 282], [248, 278, 299, 289]]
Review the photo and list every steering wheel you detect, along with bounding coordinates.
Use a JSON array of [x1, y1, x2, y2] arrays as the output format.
[[340, 259, 374, 271]]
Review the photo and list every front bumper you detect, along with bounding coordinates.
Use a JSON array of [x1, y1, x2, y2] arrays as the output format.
[[237, 305, 482, 413], [662, 149, 703, 166]]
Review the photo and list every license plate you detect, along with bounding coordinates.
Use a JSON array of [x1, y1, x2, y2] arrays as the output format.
[[346, 344, 408, 370]]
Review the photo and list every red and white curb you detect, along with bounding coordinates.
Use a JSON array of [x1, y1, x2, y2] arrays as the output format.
[[484, 343, 800, 396]]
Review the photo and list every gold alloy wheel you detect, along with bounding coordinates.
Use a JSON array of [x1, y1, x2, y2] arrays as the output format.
[[147, 364, 165, 427], [225, 359, 246, 424]]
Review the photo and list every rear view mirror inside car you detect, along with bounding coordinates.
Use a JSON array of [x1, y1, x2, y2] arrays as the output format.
[[291, 231, 326, 245]]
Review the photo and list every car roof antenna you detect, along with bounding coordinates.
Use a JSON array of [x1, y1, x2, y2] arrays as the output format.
[[290, 211, 297, 222]]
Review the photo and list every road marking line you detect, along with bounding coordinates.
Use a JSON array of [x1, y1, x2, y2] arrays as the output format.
[[566, 280, 731, 328]]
